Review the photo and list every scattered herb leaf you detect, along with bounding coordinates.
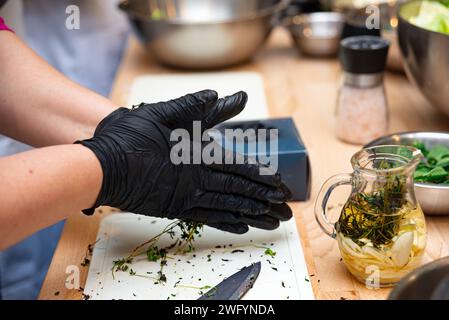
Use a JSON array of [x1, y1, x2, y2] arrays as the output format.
[[264, 248, 277, 258]]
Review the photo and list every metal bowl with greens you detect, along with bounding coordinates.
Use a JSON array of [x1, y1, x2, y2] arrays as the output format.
[[367, 132, 449, 216], [398, 0, 449, 117], [413, 141, 449, 185], [408, 0, 449, 35]]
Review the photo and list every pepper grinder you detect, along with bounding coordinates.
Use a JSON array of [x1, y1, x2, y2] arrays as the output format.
[[336, 36, 390, 145]]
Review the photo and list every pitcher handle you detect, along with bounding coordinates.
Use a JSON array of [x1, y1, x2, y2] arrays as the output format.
[[314, 174, 353, 239]]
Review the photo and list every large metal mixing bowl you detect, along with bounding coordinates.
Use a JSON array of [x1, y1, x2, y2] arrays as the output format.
[[398, 0, 449, 117], [119, 0, 288, 69]]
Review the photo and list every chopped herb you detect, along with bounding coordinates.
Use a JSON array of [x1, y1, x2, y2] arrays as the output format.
[[146, 246, 166, 262], [231, 249, 245, 254], [88, 243, 96, 255], [112, 257, 133, 278], [271, 267, 278, 271], [81, 258, 90, 267], [157, 271, 167, 283], [264, 248, 277, 258], [81, 240, 99, 268], [281, 281, 285, 288]]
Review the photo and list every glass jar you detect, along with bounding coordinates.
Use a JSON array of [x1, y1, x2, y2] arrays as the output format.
[[315, 145, 427, 287], [336, 36, 390, 145]]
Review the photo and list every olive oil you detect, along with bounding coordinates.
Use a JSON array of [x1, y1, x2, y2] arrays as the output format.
[[315, 145, 427, 287], [337, 204, 426, 287]]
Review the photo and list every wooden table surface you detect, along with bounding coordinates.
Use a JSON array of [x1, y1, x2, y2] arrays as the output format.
[[39, 29, 449, 300]]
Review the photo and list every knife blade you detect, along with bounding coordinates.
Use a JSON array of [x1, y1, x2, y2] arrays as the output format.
[[198, 262, 261, 300]]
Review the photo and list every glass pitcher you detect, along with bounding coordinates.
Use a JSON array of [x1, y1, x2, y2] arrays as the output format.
[[315, 146, 427, 287]]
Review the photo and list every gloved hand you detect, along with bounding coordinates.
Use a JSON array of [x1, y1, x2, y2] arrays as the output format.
[[78, 90, 293, 234]]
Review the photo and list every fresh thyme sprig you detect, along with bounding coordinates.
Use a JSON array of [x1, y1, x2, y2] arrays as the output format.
[[112, 220, 204, 283]]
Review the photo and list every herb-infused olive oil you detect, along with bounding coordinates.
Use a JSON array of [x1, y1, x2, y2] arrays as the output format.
[[316, 146, 427, 287], [337, 201, 426, 286]]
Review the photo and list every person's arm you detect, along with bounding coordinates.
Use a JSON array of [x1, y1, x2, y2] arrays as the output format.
[[0, 144, 102, 250], [0, 22, 113, 248], [0, 29, 119, 147]]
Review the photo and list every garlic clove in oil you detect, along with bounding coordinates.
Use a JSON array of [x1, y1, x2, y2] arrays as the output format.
[[391, 231, 414, 268]]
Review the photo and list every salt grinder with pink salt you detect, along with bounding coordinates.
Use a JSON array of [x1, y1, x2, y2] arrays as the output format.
[[336, 36, 390, 145]]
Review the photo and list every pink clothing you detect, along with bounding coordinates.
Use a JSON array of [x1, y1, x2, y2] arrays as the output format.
[[0, 16, 13, 32]]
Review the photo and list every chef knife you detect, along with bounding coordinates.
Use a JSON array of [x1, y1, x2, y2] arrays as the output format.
[[198, 262, 261, 300]]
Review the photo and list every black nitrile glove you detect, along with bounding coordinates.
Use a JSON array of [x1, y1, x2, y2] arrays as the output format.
[[78, 90, 293, 234]]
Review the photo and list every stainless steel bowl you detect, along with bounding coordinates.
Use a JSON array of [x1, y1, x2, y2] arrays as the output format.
[[119, 0, 288, 69], [286, 12, 345, 57], [398, 0, 449, 117], [366, 131, 449, 216], [389, 256, 449, 300]]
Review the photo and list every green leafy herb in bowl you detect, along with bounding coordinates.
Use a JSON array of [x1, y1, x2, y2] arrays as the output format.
[[366, 131, 449, 215], [409, 0, 449, 35], [413, 142, 449, 184]]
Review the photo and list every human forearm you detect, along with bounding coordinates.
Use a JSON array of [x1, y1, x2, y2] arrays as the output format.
[[0, 144, 102, 249], [0, 31, 119, 147]]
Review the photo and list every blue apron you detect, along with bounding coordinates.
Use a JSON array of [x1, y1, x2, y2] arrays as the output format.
[[0, 223, 64, 300], [0, 0, 128, 299]]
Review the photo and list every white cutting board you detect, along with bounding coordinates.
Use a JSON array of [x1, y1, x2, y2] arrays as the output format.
[[84, 213, 314, 300], [126, 72, 269, 121]]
